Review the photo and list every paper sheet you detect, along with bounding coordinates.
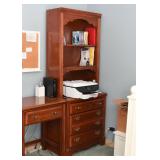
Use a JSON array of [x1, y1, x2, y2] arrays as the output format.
[[26, 47, 32, 53], [26, 32, 37, 42], [22, 52, 26, 59]]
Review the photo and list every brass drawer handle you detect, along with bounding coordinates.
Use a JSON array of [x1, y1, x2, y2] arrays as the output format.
[[75, 116, 80, 121], [74, 127, 80, 132], [96, 111, 101, 116], [34, 115, 38, 119], [98, 102, 103, 105], [52, 111, 58, 115], [94, 130, 101, 135], [74, 137, 80, 142], [75, 106, 81, 110], [95, 121, 101, 125]]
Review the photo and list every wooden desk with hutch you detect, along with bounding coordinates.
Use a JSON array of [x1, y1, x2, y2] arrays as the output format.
[[22, 8, 107, 156]]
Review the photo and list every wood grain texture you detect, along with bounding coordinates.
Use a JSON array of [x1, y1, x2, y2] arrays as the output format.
[[65, 94, 106, 155], [114, 99, 128, 132], [22, 96, 66, 155], [22, 7, 105, 156], [47, 7, 101, 97]]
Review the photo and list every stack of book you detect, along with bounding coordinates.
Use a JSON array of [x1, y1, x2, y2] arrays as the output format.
[[72, 31, 88, 45], [71, 28, 96, 66], [72, 27, 96, 46]]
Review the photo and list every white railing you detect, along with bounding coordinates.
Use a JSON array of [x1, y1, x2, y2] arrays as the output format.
[[125, 85, 136, 156]]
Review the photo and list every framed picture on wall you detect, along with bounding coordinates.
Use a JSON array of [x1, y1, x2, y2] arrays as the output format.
[[22, 30, 40, 72]]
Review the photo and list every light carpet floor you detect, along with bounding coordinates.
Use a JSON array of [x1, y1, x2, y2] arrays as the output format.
[[26, 145, 114, 156]]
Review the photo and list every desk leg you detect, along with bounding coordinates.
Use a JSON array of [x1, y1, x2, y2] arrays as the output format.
[[59, 105, 66, 156], [41, 122, 46, 150], [22, 113, 25, 156]]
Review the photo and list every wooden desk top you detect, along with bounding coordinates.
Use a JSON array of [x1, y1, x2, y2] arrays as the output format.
[[22, 96, 66, 111], [22, 93, 107, 111]]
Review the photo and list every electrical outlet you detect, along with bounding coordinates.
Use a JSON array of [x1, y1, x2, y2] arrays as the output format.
[[108, 127, 115, 132]]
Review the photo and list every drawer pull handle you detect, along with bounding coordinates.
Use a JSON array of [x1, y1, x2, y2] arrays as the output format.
[[74, 137, 80, 142], [95, 121, 101, 125], [96, 111, 101, 116], [94, 130, 101, 135], [75, 106, 81, 110], [75, 116, 80, 121], [52, 111, 58, 115], [74, 127, 80, 132], [34, 115, 38, 119], [98, 102, 103, 105]]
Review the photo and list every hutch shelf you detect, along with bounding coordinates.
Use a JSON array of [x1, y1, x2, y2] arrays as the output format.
[[64, 44, 96, 47]]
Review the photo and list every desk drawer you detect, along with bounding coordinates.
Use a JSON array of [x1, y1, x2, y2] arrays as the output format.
[[71, 118, 103, 135], [70, 129, 102, 147], [71, 109, 103, 126], [70, 99, 104, 115], [25, 106, 63, 125]]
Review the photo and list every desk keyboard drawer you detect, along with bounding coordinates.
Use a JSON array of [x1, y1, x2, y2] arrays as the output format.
[[71, 109, 103, 126], [25, 106, 62, 125], [70, 129, 102, 147], [71, 118, 103, 135], [70, 99, 104, 115]]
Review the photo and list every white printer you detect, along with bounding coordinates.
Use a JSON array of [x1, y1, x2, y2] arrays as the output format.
[[63, 80, 99, 99]]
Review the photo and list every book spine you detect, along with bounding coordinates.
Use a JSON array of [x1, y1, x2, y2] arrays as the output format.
[[84, 31, 88, 45], [85, 28, 96, 45], [89, 47, 95, 66]]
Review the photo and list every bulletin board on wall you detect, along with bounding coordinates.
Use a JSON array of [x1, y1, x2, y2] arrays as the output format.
[[22, 31, 40, 72]]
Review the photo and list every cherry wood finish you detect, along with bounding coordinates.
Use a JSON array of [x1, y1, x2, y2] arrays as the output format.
[[22, 93, 106, 156], [69, 98, 104, 114], [64, 93, 106, 155], [47, 7, 101, 97], [25, 139, 41, 147], [70, 109, 103, 125], [70, 118, 103, 135], [25, 106, 63, 125], [65, 44, 96, 47], [70, 129, 102, 147], [64, 66, 96, 74], [22, 97, 66, 156], [22, 7, 106, 156]]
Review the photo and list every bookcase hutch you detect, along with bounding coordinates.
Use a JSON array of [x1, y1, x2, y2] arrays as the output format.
[[22, 7, 107, 156], [47, 7, 101, 97], [46, 7, 106, 156]]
